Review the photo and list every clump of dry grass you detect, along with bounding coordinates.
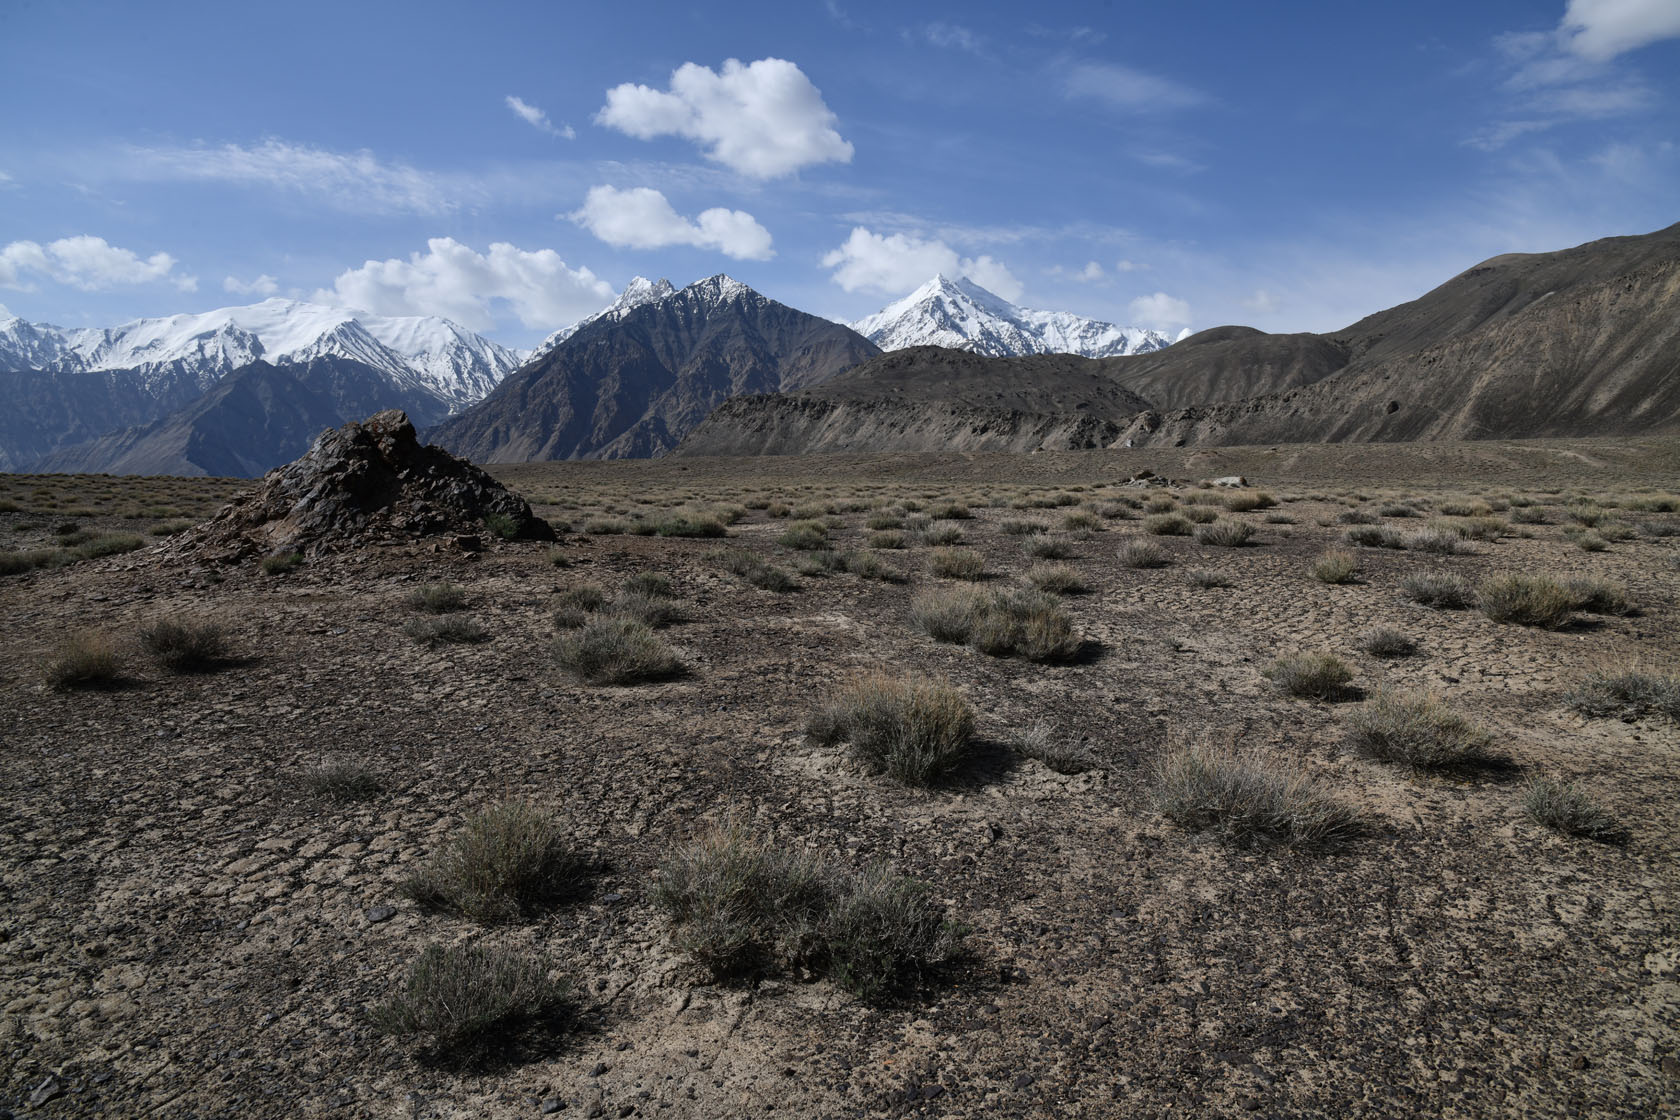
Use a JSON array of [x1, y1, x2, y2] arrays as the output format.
[[1221, 491, 1277, 512], [1194, 519, 1254, 547], [1265, 652, 1355, 701], [1346, 691, 1492, 768], [1563, 666, 1679, 721], [1523, 778, 1624, 842], [1143, 514, 1191, 536], [1184, 568, 1234, 588], [406, 583, 467, 614], [1023, 536, 1075, 559], [1478, 573, 1576, 628], [44, 632, 124, 691], [1025, 562, 1086, 594], [1118, 538, 1171, 569], [403, 801, 586, 923], [1153, 740, 1362, 846], [404, 616, 489, 646], [302, 756, 382, 802], [371, 943, 569, 1055], [1563, 577, 1632, 616], [1011, 720, 1098, 774], [807, 673, 975, 785], [1400, 570, 1476, 608], [1344, 525, 1407, 549], [1358, 627, 1417, 659], [139, 617, 231, 672], [552, 617, 682, 684], [1311, 549, 1359, 584], [710, 548, 798, 592], [927, 546, 986, 580], [909, 586, 1082, 662], [654, 824, 955, 1002]]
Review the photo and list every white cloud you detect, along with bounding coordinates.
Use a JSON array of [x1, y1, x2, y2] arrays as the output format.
[[567, 185, 774, 260], [922, 23, 983, 54], [1115, 258, 1143, 272], [125, 140, 458, 216], [821, 227, 1021, 301], [224, 274, 279, 297], [1241, 289, 1280, 314], [506, 95, 576, 139], [318, 238, 613, 331], [1063, 61, 1208, 111], [1078, 261, 1105, 282], [1127, 292, 1192, 331], [0, 235, 195, 292], [1559, 0, 1680, 60], [596, 57, 854, 178]]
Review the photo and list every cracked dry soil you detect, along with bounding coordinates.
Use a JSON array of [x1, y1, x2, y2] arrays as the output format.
[[2, 440, 1678, 1119]]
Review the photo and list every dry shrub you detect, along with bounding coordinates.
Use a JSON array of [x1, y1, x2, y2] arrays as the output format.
[[1153, 740, 1362, 846], [1011, 720, 1098, 773], [406, 583, 467, 614], [1311, 550, 1358, 584], [403, 801, 586, 923], [1184, 568, 1233, 589], [1346, 691, 1492, 768], [927, 546, 986, 580], [807, 673, 975, 785], [1523, 778, 1624, 842], [1563, 666, 1679, 721], [1026, 562, 1086, 594], [44, 632, 124, 691], [1478, 573, 1575, 628], [1194, 520, 1254, 547], [1143, 514, 1191, 536], [553, 617, 682, 684], [1118, 538, 1171, 569], [371, 943, 568, 1054], [404, 617, 489, 646], [139, 617, 230, 672], [1358, 627, 1417, 659], [1266, 652, 1354, 700], [1400, 570, 1476, 608]]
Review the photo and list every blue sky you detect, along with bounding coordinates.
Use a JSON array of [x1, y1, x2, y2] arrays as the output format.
[[1, 0, 1676, 348]]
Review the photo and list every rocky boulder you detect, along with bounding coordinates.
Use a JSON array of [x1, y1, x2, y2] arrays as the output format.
[[170, 410, 554, 562]]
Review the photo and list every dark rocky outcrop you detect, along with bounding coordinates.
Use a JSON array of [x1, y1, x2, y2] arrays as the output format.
[[167, 410, 553, 562]]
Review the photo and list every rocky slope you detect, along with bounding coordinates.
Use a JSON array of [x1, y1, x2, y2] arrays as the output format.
[[679, 223, 1680, 456], [431, 276, 881, 461]]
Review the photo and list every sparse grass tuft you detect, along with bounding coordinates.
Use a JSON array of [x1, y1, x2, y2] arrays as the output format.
[[807, 673, 975, 785], [1523, 778, 1624, 842], [404, 617, 490, 646], [1403, 527, 1471, 554], [1022, 536, 1074, 559], [44, 632, 124, 691], [406, 583, 467, 614], [1478, 573, 1576, 628], [1346, 691, 1492, 768], [868, 530, 907, 549], [1221, 491, 1277, 512], [608, 590, 683, 629], [1311, 549, 1359, 584], [1025, 562, 1086, 594], [1001, 518, 1048, 536], [261, 551, 304, 576], [1153, 740, 1361, 846], [553, 617, 682, 684], [1265, 652, 1354, 701], [1563, 667, 1679, 721], [370, 943, 568, 1054], [1563, 577, 1632, 616], [1400, 570, 1476, 609], [139, 617, 231, 671], [655, 825, 955, 1001], [778, 521, 829, 550], [1142, 514, 1192, 536], [1118, 538, 1171, 568], [927, 546, 986, 580], [1011, 720, 1098, 774], [1358, 627, 1416, 659], [624, 572, 675, 598], [302, 757, 382, 802], [1184, 568, 1233, 589], [403, 801, 586, 923], [1194, 519, 1254, 547], [711, 548, 798, 592], [1344, 525, 1406, 549]]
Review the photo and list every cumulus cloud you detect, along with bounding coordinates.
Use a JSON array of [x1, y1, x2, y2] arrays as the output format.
[[1063, 61, 1207, 111], [821, 227, 1021, 301], [318, 238, 612, 331], [1559, 0, 1680, 60], [1078, 261, 1105, 282], [1115, 258, 1143, 272], [125, 140, 458, 216], [224, 274, 280, 297], [506, 95, 576, 139], [1127, 292, 1192, 331], [596, 57, 854, 178], [0, 235, 195, 292], [567, 185, 774, 260]]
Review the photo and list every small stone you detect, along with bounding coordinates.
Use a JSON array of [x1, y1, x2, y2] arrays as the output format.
[[1011, 1075, 1034, 1090], [602, 893, 624, 904], [1662, 1055, 1680, 1077], [920, 1085, 944, 1101], [29, 1077, 64, 1107], [589, 1063, 609, 1077], [365, 905, 397, 924], [1570, 1055, 1588, 1070], [617, 1107, 635, 1118], [539, 1099, 567, 1114]]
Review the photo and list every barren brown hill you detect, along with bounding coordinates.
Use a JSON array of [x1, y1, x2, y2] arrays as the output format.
[[679, 223, 1680, 456]]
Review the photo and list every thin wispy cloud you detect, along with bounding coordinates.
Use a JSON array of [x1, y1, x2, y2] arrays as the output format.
[[596, 57, 854, 178], [123, 140, 461, 216], [921, 23, 984, 55], [223, 274, 279, 297], [1062, 61, 1208, 112], [506, 95, 576, 139]]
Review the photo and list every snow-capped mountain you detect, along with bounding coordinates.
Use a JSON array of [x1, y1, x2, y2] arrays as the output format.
[[853, 275, 1180, 359], [530, 276, 677, 359], [0, 298, 521, 409]]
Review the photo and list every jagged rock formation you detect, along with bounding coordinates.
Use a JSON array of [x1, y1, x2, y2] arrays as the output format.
[[431, 275, 880, 462], [167, 410, 553, 562]]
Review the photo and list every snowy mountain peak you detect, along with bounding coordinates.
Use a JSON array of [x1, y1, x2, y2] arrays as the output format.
[[681, 275, 759, 306], [855, 276, 1179, 360], [531, 276, 677, 358]]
